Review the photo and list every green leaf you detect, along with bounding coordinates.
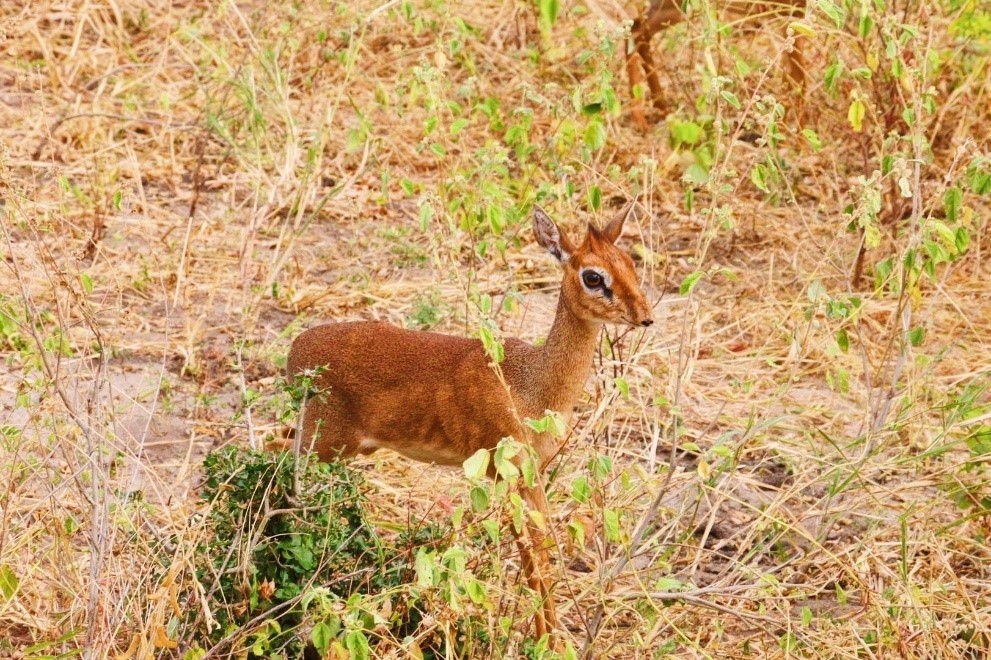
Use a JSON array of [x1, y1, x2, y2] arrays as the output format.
[[801, 128, 823, 151], [80, 273, 94, 295], [824, 62, 843, 93], [112, 190, 123, 211], [614, 377, 629, 399], [955, 226, 970, 254], [442, 546, 467, 574], [944, 186, 962, 222], [539, 0, 560, 30], [908, 326, 925, 347], [801, 606, 813, 626], [0, 565, 18, 600], [817, 0, 847, 28], [603, 508, 621, 542], [848, 99, 866, 132], [463, 448, 490, 480], [589, 453, 613, 480], [469, 485, 489, 512], [968, 162, 991, 195], [510, 492, 525, 532], [930, 220, 957, 250], [345, 630, 370, 660], [858, 13, 873, 38], [520, 452, 537, 488], [901, 107, 915, 127], [479, 325, 504, 364], [581, 102, 603, 116], [415, 549, 436, 587], [583, 121, 606, 150], [466, 578, 487, 604], [571, 476, 591, 504], [965, 426, 991, 456], [567, 520, 585, 549], [670, 120, 704, 145], [526, 412, 564, 437], [719, 90, 741, 109], [751, 163, 770, 193], [682, 164, 709, 186], [346, 128, 367, 152], [679, 271, 703, 296], [418, 202, 434, 232], [481, 519, 501, 542], [494, 441, 521, 481], [601, 84, 620, 115], [526, 416, 548, 433], [836, 327, 849, 353], [654, 576, 685, 591], [588, 185, 602, 211], [312, 620, 337, 655], [711, 444, 733, 459]]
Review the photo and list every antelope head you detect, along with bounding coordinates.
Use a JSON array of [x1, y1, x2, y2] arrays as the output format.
[[534, 204, 654, 328]]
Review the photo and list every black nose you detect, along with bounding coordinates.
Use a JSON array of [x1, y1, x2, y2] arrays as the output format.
[[641, 319, 654, 327]]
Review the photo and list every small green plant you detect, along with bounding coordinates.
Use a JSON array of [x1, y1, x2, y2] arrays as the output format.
[[0, 295, 27, 355], [407, 290, 446, 329], [193, 447, 380, 655], [938, 382, 991, 521], [189, 446, 492, 658]]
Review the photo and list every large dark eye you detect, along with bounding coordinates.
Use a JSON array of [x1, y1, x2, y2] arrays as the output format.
[[582, 270, 603, 288]]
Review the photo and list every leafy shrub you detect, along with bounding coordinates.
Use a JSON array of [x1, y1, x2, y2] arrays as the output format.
[[939, 382, 991, 523], [190, 447, 468, 658]]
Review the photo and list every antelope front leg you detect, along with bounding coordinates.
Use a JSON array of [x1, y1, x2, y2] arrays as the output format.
[[516, 481, 561, 648]]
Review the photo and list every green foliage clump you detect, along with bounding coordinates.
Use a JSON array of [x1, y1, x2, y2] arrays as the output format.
[[939, 382, 991, 520], [192, 446, 463, 658]]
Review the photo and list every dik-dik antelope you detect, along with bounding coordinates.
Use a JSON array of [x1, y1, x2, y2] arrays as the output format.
[[627, 0, 808, 129], [286, 204, 653, 642]]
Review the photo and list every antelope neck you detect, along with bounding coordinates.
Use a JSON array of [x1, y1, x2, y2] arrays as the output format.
[[534, 292, 601, 414]]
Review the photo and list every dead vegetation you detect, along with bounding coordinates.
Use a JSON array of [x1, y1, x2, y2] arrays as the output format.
[[1, 0, 990, 657]]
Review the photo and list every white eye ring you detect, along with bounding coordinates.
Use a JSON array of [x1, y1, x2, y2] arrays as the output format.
[[582, 270, 604, 289]]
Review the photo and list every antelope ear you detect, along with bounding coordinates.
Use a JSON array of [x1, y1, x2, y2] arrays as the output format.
[[601, 202, 634, 244], [533, 206, 575, 263]]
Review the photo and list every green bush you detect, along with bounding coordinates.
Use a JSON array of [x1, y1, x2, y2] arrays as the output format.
[[190, 447, 464, 658]]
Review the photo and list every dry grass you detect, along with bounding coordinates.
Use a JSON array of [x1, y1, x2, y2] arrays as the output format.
[[2, 0, 990, 657]]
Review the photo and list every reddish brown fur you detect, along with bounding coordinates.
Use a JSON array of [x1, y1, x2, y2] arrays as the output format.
[[285, 204, 653, 644], [287, 205, 652, 467]]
